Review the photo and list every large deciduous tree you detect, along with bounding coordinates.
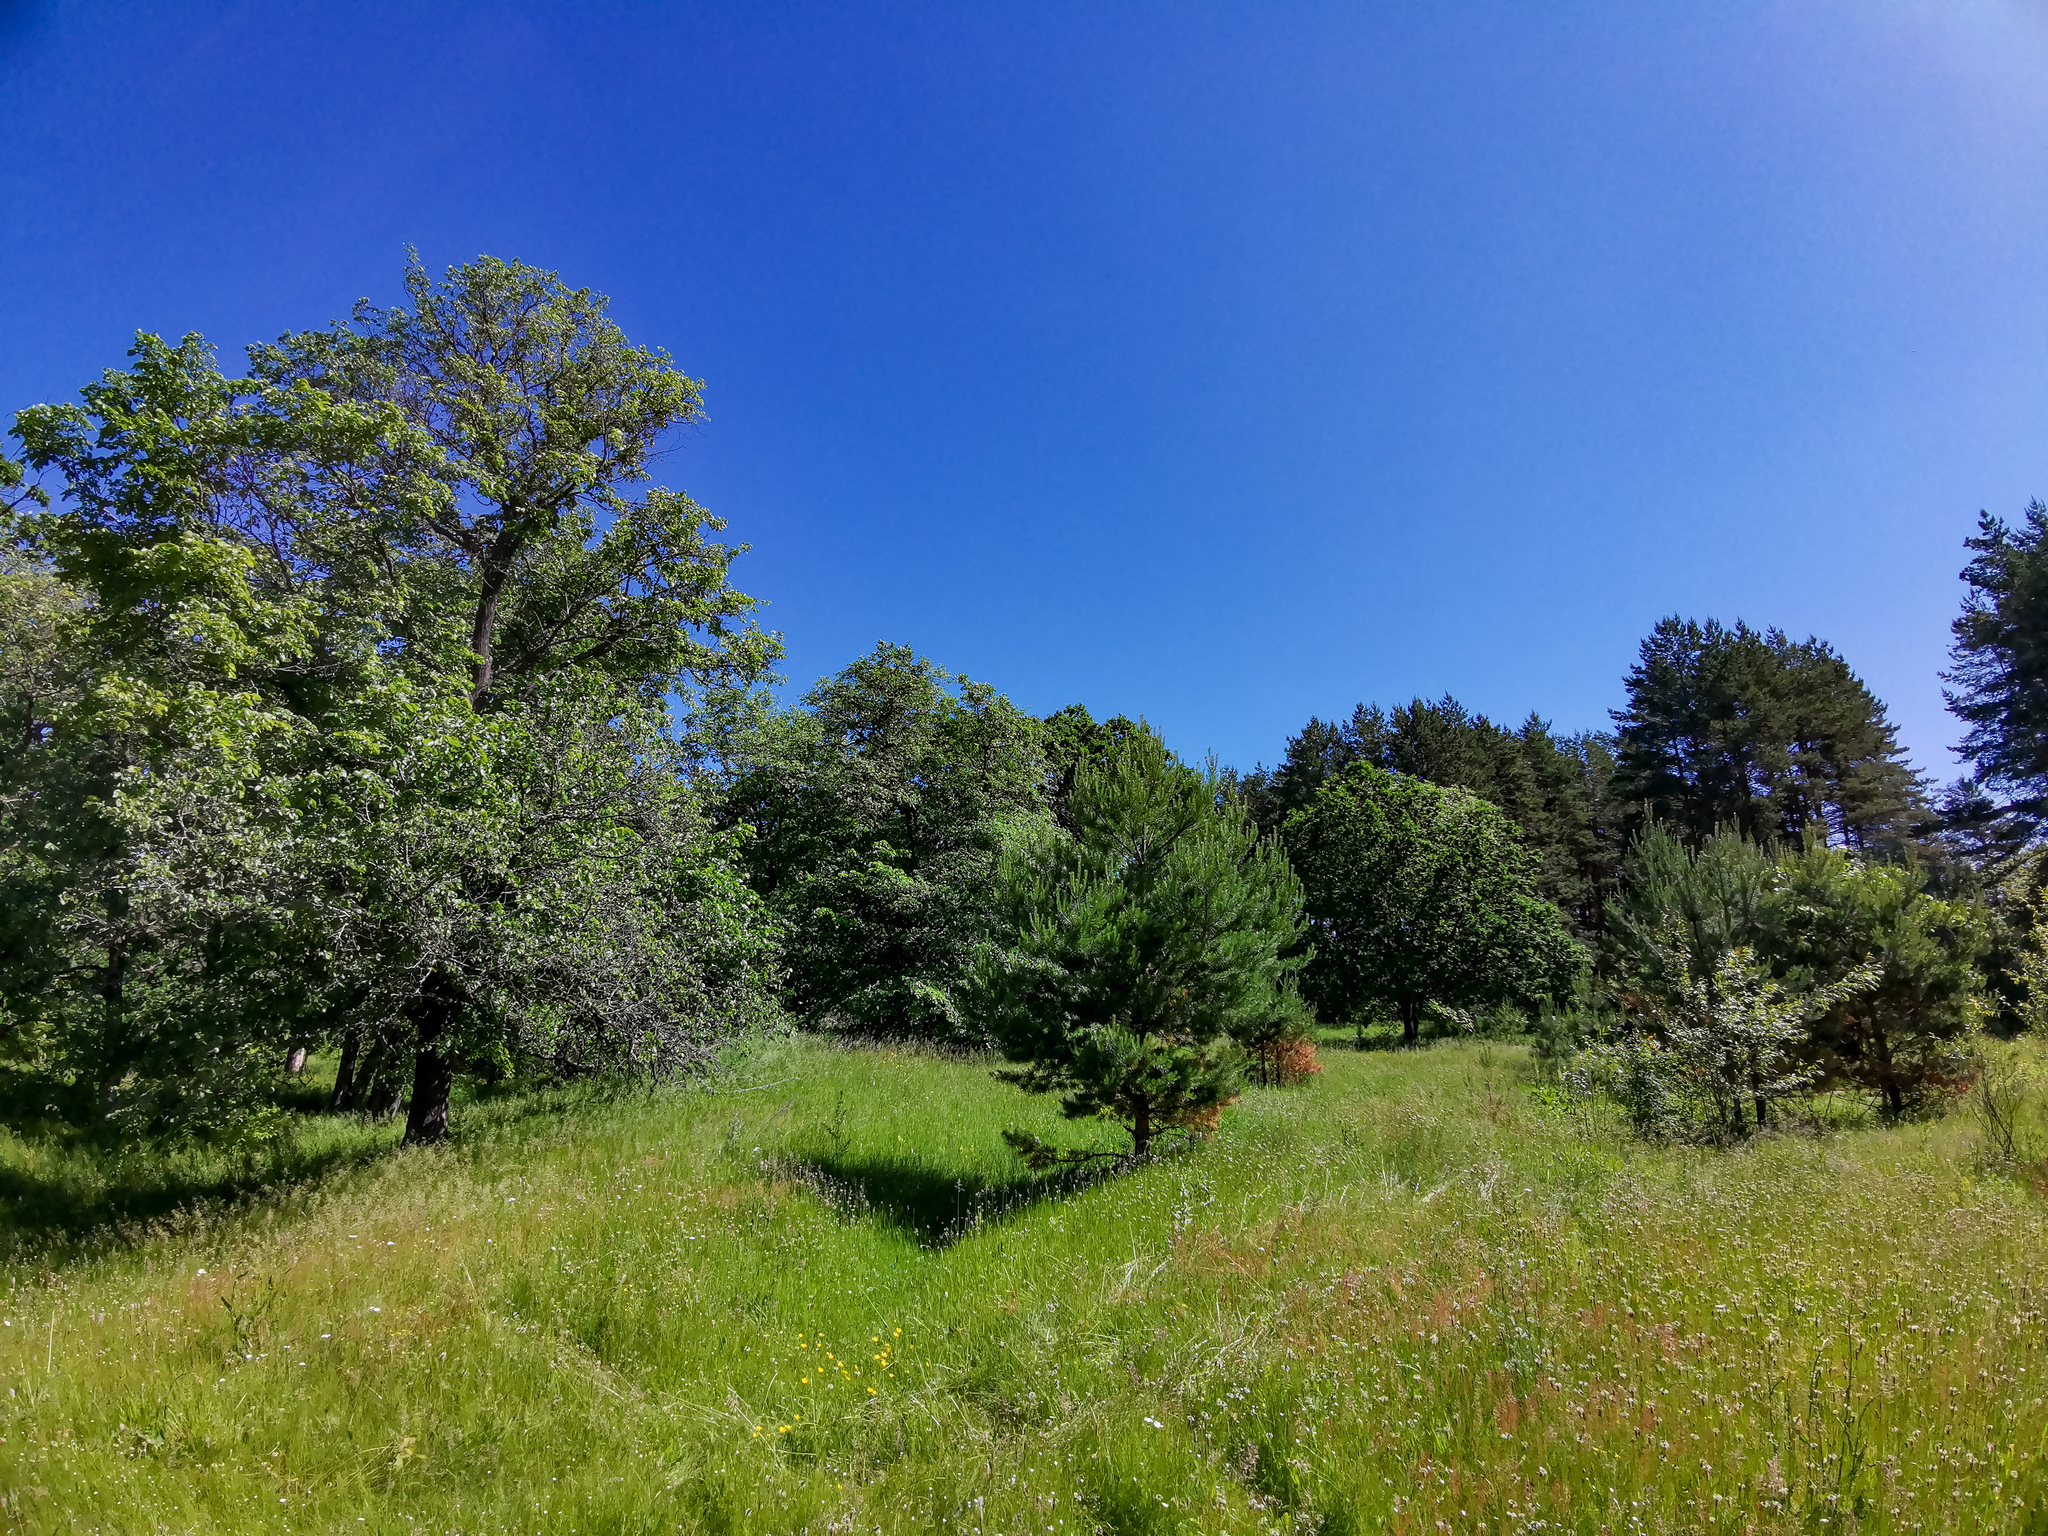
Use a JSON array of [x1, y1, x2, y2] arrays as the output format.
[[243, 254, 775, 712], [1284, 762, 1581, 1045], [977, 727, 1310, 1158], [4, 257, 781, 1143]]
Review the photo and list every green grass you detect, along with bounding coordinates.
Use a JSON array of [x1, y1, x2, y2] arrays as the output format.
[[2, 1037, 2047, 1534]]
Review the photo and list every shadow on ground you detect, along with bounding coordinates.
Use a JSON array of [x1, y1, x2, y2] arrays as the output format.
[[779, 1148, 1124, 1247], [0, 1133, 399, 1255], [0, 1075, 625, 1257]]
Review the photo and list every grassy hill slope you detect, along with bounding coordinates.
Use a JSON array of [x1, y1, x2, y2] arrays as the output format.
[[1, 1039, 2044, 1534]]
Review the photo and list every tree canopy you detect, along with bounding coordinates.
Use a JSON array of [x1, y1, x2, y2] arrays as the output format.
[[3, 257, 781, 1144], [1243, 697, 1620, 931], [1611, 617, 1924, 852], [1284, 761, 1583, 1044], [711, 643, 1048, 1041], [1947, 500, 2048, 840], [0, 248, 2032, 1161]]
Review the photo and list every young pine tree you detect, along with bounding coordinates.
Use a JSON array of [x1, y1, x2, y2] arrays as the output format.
[[977, 727, 1311, 1160]]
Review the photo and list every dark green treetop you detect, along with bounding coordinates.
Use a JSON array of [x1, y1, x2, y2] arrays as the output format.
[[1947, 500, 2048, 841], [712, 643, 1048, 1040], [1245, 697, 1619, 930], [1611, 617, 1924, 852]]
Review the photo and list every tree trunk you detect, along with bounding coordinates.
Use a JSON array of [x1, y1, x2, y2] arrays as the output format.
[[403, 978, 460, 1146], [1871, 1022, 1904, 1118], [345, 1035, 410, 1119], [285, 1045, 307, 1076], [97, 936, 128, 1122], [468, 556, 513, 705], [329, 1027, 362, 1111], [1131, 1099, 1152, 1159], [367, 1071, 406, 1122], [1400, 998, 1419, 1047], [342, 1036, 387, 1113]]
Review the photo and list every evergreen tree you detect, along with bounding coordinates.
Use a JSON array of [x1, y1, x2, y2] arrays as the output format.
[[1603, 824, 1988, 1119], [1947, 500, 2048, 838], [1570, 936, 1875, 1141], [977, 727, 1309, 1159], [1605, 824, 1773, 1008], [1038, 703, 1146, 831], [1611, 617, 1924, 851], [1763, 842, 1987, 1115]]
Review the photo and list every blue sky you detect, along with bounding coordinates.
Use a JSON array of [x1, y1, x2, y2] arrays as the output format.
[[4, 2, 2045, 778]]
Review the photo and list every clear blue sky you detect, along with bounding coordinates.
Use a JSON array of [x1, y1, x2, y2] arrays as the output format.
[[4, 3, 2044, 779]]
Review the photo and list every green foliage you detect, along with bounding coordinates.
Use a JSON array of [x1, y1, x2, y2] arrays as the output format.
[[1612, 616, 1926, 851], [1285, 761, 1583, 1044], [1605, 822, 1773, 1000], [2, 258, 781, 1144], [713, 644, 1048, 1041], [1947, 499, 2048, 847], [1244, 697, 1621, 930], [0, 351, 331, 1128], [1037, 702, 1146, 829], [977, 726, 1309, 1156], [1598, 826, 1989, 1124], [1572, 936, 1877, 1141], [1527, 965, 1612, 1068], [2013, 897, 2048, 1038], [243, 252, 777, 708], [1767, 841, 1989, 1113]]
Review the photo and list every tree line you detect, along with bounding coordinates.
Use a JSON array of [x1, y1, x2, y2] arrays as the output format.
[[3, 254, 2045, 1157]]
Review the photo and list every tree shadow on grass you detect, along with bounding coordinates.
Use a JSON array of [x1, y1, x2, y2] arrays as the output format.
[[0, 1068, 701, 1259], [775, 1148, 1129, 1248], [0, 1131, 402, 1259]]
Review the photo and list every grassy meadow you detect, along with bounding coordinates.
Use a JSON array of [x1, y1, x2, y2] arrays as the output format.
[[1, 1037, 2045, 1535]]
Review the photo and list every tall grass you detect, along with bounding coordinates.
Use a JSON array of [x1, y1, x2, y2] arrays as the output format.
[[1, 1037, 2045, 1533]]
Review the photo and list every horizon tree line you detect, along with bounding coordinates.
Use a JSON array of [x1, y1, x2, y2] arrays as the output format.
[[2, 251, 2043, 1155]]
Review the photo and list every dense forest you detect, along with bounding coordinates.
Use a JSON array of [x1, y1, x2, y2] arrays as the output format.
[[3, 256, 2044, 1156]]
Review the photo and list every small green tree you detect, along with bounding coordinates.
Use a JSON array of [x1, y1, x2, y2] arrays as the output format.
[[2012, 897, 2048, 1037], [977, 727, 1309, 1159], [1764, 842, 1988, 1115], [1285, 762, 1581, 1045], [1569, 938, 1874, 1140], [1596, 826, 1988, 1122], [1604, 822, 1772, 1004]]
